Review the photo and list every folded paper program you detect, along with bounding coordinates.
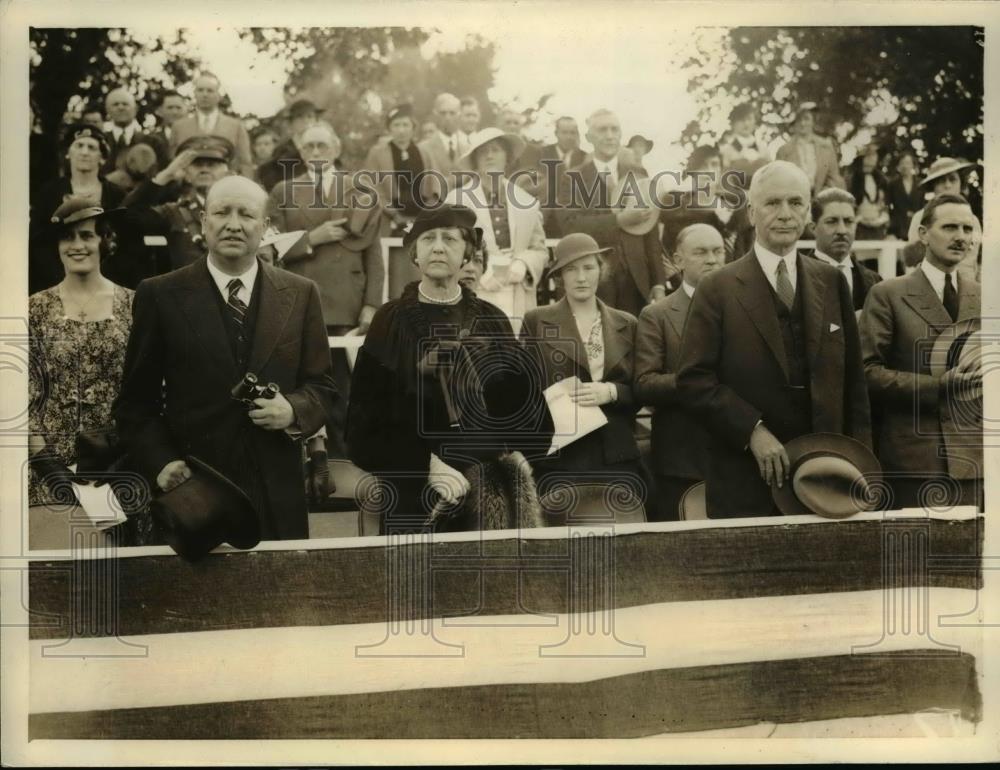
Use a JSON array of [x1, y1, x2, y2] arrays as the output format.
[[543, 376, 608, 456]]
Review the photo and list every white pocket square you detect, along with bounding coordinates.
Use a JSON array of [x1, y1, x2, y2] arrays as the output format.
[[830, 323, 841, 332]]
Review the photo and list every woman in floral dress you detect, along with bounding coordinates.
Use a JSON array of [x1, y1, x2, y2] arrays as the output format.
[[28, 198, 133, 510]]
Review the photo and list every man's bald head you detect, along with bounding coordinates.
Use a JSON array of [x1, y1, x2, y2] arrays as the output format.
[[675, 223, 725, 288], [105, 87, 137, 127], [203, 176, 270, 271], [433, 92, 461, 135]]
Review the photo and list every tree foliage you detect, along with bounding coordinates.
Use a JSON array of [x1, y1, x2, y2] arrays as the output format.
[[681, 27, 984, 164], [29, 28, 203, 137]]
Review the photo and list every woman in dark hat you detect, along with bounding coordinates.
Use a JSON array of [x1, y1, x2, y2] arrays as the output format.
[[519, 233, 647, 509], [346, 204, 550, 534], [28, 198, 134, 510], [29, 124, 127, 294]]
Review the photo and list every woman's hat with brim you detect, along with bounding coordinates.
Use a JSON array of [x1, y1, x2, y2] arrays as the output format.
[[402, 202, 484, 249], [150, 455, 260, 562], [921, 157, 975, 188], [772, 433, 881, 518], [550, 232, 612, 274], [49, 197, 126, 229], [459, 127, 526, 167], [62, 123, 111, 158], [626, 134, 654, 155]]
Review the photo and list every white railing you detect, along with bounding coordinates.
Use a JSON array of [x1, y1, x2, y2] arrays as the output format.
[[797, 240, 904, 280]]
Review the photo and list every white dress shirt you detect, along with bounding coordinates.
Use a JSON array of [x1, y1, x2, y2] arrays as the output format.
[[592, 157, 618, 188], [105, 120, 141, 145], [815, 250, 853, 294], [754, 242, 798, 295], [197, 109, 220, 133], [306, 164, 338, 198], [920, 258, 955, 303], [207, 256, 258, 306], [681, 281, 696, 299], [439, 131, 460, 160]]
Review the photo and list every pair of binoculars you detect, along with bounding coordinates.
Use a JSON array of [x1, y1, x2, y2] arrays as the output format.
[[231, 373, 279, 410]]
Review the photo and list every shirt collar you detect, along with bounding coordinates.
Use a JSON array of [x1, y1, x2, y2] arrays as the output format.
[[755, 241, 797, 267], [206, 256, 259, 300], [593, 156, 617, 175], [920, 258, 953, 298], [815, 250, 850, 268], [682, 281, 696, 298], [107, 120, 141, 139]]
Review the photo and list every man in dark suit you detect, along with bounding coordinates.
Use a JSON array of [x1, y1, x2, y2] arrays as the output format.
[[550, 109, 665, 313], [677, 160, 871, 518], [635, 223, 723, 520], [152, 90, 187, 148], [860, 193, 982, 509], [516, 116, 587, 201], [102, 86, 170, 173], [809, 187, 882, 311], [114, 175, 337, 541]]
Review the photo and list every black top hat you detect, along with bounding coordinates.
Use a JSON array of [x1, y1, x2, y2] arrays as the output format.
[[150, 455, 260, 561], [772, 433, 881, 518], [386, 104, 415, 126], [62, 122, 111, 158], [176, 135, 236, 164], [402, 203, 483, 249]]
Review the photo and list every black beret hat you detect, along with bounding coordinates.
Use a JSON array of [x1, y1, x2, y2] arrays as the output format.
[[402, 203, 483, 249], [62, 123, 110, 157], [386, 104, 414, 126]]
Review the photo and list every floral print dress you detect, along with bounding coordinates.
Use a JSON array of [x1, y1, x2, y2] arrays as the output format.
[[28, 284, 134, 506]]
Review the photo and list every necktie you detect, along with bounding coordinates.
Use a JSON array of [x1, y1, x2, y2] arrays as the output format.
[[227, 278, 248, 327], [775, 259, 795, 310], [448, 137, 455, 161], [943, 273, 959, 322]]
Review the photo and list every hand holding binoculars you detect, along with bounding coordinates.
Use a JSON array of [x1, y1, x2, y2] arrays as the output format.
[[231, 372, 280, 410]]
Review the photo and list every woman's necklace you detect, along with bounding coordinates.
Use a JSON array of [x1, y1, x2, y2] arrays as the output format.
[[60, 284, 107, 321], [418, 284, 462, 305]]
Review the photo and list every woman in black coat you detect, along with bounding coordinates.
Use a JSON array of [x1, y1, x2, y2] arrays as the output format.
[[346, 204, 551, 534]]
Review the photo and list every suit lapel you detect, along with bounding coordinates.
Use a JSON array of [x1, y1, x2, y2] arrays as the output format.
[[665, 289, 691, 339], [798, 256, 827, 367], [540, 298, 588, 374], [599, 300, 630, 377], [247, 261, 295, 374], [734, 253, 789, 381], [903, 270, 952, 328], [957, 274, 981, 323], [172, 260, 239, 383]]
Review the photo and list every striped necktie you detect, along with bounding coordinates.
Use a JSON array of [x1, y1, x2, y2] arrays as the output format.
[[227, 278, 248, 327]]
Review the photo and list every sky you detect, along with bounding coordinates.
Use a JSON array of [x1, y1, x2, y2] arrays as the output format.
[[168, 25, 721, 173]]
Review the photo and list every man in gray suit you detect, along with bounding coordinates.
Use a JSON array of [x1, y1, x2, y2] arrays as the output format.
[[418, 92, 467, 186], [860, 193, 982, 509], [169, 72, 254, 176], [635, 223, 723, 520]]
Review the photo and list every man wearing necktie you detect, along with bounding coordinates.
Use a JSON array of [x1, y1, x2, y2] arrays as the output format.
[[417, 92, 467, 187], [677, 160, 871, 518], [860, 193, 982, 509], [809, 187, 882, 312], [115, 175, 337, 542]]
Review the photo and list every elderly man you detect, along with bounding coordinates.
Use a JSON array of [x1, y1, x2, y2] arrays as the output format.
[[169, 72, 253, 175], [635, 223, 723, 520], [810, 187, 882, 311], [551, 108, 665, 315], [418, 92, 467, 181], [122, 135, 236, 276], [115, 175, 337, 541], [267, 121, 384, 456], [677, 160, 871, 518], [257, 99, 322, 193], [861, 193, 982, 510], [102, 86, 169, 172]]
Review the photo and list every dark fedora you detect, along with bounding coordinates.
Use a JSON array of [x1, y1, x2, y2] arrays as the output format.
[[929, 318, 982, 403], [401, 202, 483, 249], [549, 232, 611, 274], [176, 135, 236, 165], [772, 433, 881, 518], [48, 197, 126, 230], [150, 455, 260, 561]]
